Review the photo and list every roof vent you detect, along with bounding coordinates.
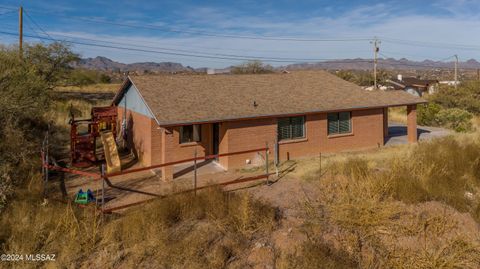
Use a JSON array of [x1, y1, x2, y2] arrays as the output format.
[[253, 101, 258, 108]]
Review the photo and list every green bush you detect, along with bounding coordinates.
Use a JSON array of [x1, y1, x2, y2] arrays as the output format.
[[417, 103, 442, 126], [231, 60, 273, 74], [430, 81, 480, 115], [435, 108, 473, 132], [417, 103, 473, 132], [65, 68, 112, 86], [334, 69, 391, 86]]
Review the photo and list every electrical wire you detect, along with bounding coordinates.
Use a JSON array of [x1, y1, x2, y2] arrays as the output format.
[[0, 30, 374, 63], [23, 9, 56, 41], [16, 7, 372, 42], [42, 32, 352, 62], [0, 10, 16, 16], [381, 36, 480, 51]]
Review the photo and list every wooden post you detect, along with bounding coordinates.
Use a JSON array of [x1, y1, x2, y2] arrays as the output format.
[[407, 104, 418, 143], [19, 6, 23, 58], [193, 149, 197, 195], [44, 130, 49, 200], [265, 142, 269, 184]]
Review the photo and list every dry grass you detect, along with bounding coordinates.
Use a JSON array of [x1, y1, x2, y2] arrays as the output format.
[[49, 98, 110, 127], [0, 185, 279, 268], [55, 83, 121, 93], [288, 135, 480, 268], [389, 106, 407, 124]]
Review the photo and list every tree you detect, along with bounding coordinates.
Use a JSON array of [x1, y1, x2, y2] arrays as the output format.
[[24, 42, 79, 88], [0, 42, 79, 209], [231, 60, 274, 74]]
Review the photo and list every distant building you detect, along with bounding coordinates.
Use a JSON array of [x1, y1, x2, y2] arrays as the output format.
[[387, 74, 439, 96], [206, 68, 231, 75], [439, 80, 460, 86], [363, 85, 388, 91]]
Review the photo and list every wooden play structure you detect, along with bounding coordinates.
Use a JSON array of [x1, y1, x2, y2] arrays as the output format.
[[69, 106, 118, 167]]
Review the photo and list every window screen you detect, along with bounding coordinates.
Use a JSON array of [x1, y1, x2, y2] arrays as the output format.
[[180, 125, 201, 143], [278, 116, 305, 141], [327, 112, 351, 135]]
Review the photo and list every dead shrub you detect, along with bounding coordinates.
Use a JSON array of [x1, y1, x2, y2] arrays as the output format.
[[98, 187, 278, 268], [386, 136, 480, 216]]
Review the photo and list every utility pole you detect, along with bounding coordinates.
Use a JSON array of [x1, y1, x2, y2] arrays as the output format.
[[371, 38, 381, 89], [454, 54, 458, 89], [19, 6, 23, 58]]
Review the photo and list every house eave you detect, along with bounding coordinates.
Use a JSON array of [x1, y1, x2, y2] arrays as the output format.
[[157, 101, 427, 127]]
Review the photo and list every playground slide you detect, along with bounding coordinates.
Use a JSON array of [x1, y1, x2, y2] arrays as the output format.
[[100, 131, 121, 174]]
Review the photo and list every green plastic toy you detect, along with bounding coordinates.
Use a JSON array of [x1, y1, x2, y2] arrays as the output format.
[[74, 189, 96, 205]]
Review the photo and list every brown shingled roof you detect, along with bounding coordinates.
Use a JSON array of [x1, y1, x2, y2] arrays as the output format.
[[115, 70, 426, 126]]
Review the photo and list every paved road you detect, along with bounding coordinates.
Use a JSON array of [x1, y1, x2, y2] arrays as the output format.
[[385, 122, 452, 146]]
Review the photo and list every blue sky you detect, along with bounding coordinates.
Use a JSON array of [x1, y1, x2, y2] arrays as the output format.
[[1, 0, 480, 67]]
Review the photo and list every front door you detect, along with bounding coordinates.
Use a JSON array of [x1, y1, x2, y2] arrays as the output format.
[[212, 123, 220, 160]]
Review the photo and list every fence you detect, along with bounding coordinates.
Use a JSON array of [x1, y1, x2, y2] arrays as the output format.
[[41, 141, 276, 214]]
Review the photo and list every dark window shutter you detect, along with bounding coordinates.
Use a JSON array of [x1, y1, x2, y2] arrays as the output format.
[[290, 116, 305, 138], [327, 113, 339, 135], [278, 118, 291, 140], [180, 125, 194, 143], [339, 112, 351, 133]]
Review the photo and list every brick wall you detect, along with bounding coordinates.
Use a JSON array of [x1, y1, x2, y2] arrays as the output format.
[[117, 107, 155, 166], [166, 124, 212, 161], [120, 107, 386, 171], [219, 108, 385, 169]]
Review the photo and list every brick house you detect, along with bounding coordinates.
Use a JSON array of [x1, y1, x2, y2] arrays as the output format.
[[112, 71, 425, 180]]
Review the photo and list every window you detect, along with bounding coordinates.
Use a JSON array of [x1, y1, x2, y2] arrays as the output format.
[[327, 112, 351, 135], [180, 125, 201, 143], [278, 116, 305, 141]]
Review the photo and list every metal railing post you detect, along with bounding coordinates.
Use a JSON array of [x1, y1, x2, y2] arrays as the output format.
[[101, 164, 105, 217], [274, 138, 279, 179], [265, 142, 269, 185], [193, 149, 197, 196]]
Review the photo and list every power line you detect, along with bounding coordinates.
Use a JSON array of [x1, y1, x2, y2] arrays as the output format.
[[50, 32, 361, 55], [23, 9, 56, 41], [0, 5, 16, 10], [381, 36, 480, 51], [3, 5, 480, 50], [43, 32, 345, 62], [0, 10, 16, 16], [0, 30, 374, 63], [21, 7, 372, 42]]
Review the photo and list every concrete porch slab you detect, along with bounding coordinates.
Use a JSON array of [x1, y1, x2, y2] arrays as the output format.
[[173, 160, 226, 179], [385, 122, 452, 146]]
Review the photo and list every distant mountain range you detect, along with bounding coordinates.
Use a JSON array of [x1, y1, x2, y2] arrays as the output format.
[[282, 58, 480, 70], [76, 56, 480, 73], [75, 56, 196, 72]]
